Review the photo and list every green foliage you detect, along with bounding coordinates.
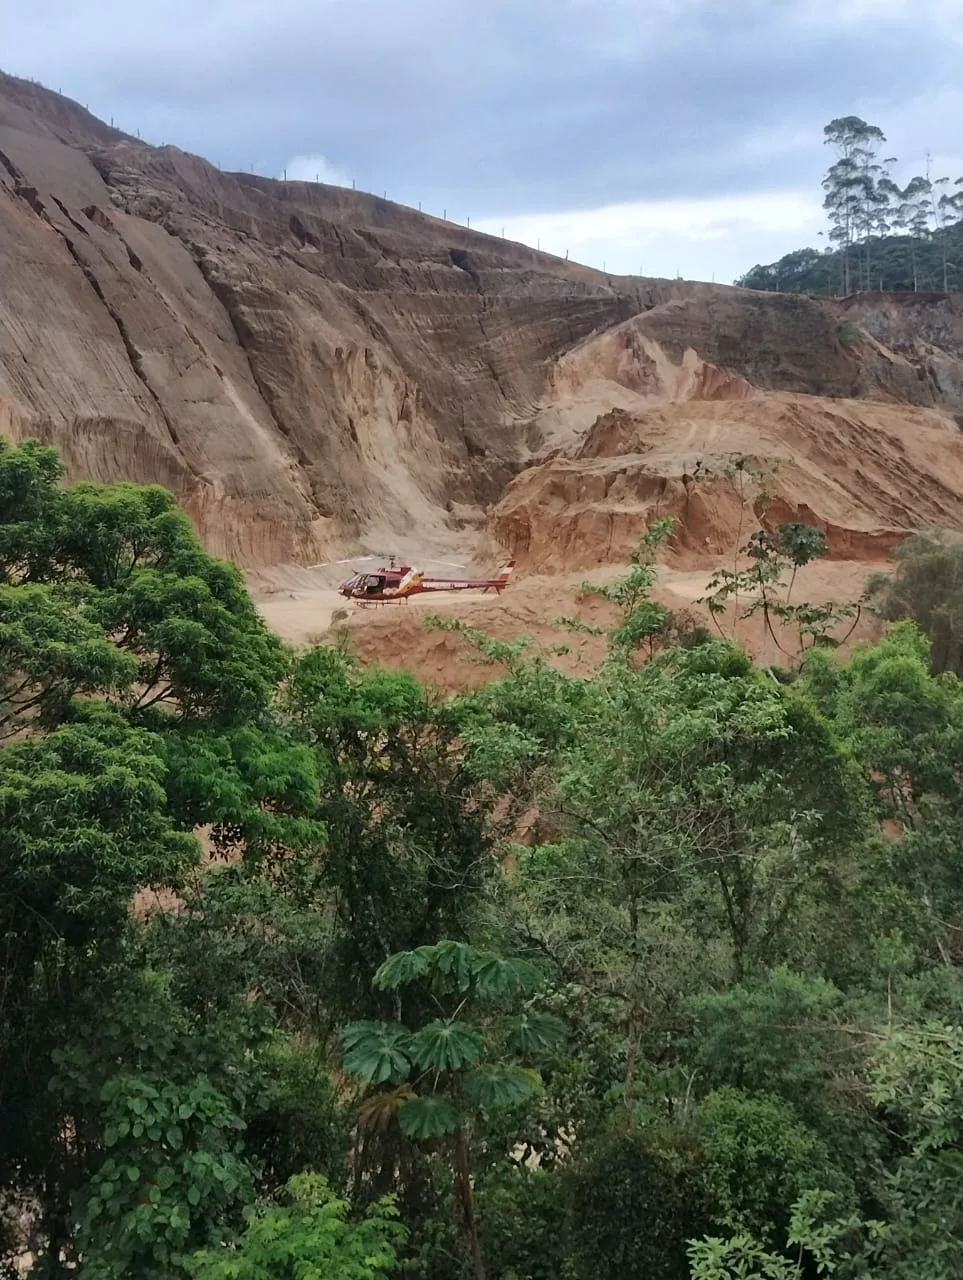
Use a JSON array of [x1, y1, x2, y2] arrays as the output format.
[[374, 941, 542, 1000], [0, 710, 199, 1257], [398, 1095, 464, 1140], [867, 530, 963, 677], [7, 439, 963, 1280], [685, 971, 851, 1129], [688, 1190, 876, 1280], [186, 1174, 405, 1280], [159, 723, 326, 863], [0, 581, 137, 736], [0, 437, 286, 726], [0, 436, 64, 581], [0, 708, 195, 947], [474, 1166, 569, 1280], [78, 1075, 253, 1280], [343, 1022, 414, 1085], [407, 1020, 487, 1073], [868, 1022, 963, 1278], [697, 1087, 851, 1239], [836, 321, 864, 347], [342, 943, 560, 1128], [241, 1037, 352, 1191], [699, 519, 860, 664], [564, 1127, 711, 1280], [283, 646, 497, 1017], [575, 517, 680, 658], [689, 1021, 963, 1280], [343, 943, 564, 1278]]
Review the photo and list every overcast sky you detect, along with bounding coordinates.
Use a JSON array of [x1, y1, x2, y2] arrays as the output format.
[[6, 0, 963, 282]]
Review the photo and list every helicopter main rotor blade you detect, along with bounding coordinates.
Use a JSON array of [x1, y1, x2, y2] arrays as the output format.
[[305, 555, 381, 569]]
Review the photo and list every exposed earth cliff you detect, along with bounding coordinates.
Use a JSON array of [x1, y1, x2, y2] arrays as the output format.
[[3, 70, 963, 679]]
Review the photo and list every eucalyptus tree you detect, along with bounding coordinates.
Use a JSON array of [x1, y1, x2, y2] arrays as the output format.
[[822, 116, 890, 292]]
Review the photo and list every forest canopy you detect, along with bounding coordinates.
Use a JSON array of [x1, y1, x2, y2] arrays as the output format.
[[3, 437, 963, 1279]]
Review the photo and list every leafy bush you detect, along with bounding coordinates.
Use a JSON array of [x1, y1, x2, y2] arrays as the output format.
[[474, 1166, 569, 1280], [697, 1087, 852, 1240], [837, 321, 865, 346], [186, 1174, 405, 1280]]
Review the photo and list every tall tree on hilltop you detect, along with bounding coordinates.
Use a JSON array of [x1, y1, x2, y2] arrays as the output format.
[[822, 116, 890, 294], [926, 158, 963, 292], [896, 175, 933, 291]]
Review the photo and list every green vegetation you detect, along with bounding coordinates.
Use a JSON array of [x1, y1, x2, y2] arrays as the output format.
[[738, 115, 963, 294], [866, 529, 963, 677], [4, 436, 963, 1278]]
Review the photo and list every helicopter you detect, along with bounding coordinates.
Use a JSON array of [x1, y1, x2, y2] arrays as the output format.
[[328, 553, 515, 605]]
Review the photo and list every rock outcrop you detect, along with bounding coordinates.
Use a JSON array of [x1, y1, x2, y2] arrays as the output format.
[[2, 70, 963, 575]]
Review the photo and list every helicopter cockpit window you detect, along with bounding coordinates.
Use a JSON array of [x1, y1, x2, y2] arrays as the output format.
[[364, 575, 385, 594]]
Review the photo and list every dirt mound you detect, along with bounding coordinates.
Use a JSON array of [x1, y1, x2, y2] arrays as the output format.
[[491, 393, 963, 573]]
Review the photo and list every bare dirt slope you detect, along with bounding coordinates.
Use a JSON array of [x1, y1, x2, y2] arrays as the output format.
[[3, 72, 963, 571], [491, 392, 963, 573], [4, 73, 963, 685]]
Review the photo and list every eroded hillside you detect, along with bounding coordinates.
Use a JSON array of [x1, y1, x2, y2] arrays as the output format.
[[492, 391, 963, 573], [0, 71, 650, 564], [4, 71, 963, 584]]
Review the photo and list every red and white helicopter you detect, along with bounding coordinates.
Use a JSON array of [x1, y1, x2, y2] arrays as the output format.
[[333, 554, 515, 605]]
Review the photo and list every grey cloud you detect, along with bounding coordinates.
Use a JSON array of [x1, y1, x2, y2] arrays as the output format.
[[5, 0, 961, 218]]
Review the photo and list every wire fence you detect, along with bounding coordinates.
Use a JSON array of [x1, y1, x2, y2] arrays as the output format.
[[32, 79, 683, 280]]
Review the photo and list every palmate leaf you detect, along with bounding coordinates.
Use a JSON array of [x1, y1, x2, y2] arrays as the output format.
[[406, 1019, 485, 1072], [463, 1065, 541, 1110], [373, 941, 543, 1001], [472, 953, 542, 1000], [505, 1012, 568, 1056], [397, 1094, 462, 1140], [341, 1021, 412, 1084], [358, 1084, 417, 1131], [374, 941, 478, 993], [427, 940, 479, 992], [373, 946, 434, 990]]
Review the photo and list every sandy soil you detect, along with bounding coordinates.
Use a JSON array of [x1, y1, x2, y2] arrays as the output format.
[[252, 554, 888, 690]]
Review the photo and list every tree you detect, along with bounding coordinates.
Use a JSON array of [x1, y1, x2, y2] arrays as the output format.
[[0, 439, 309, 1270], [699, 519, 862, 667], [0, 438, 286, 728], [867, 531, 963, 678], [341, 941, 566, 1280], [564, 1127, 710, 1280], [802, 622, 963, 968], [688, 1022, 963, 1280], [896, 175, 933, 291], [0, 707, 199, 1266], [739, 116, 963, 294], [823, 117, 887, 293], [697, 1087, 850, 1241], [75, 1074, 255, 1280], [566, 516, 711, 662], [283, 648, 500, 1017], [688, 1190, 873, 1280]]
